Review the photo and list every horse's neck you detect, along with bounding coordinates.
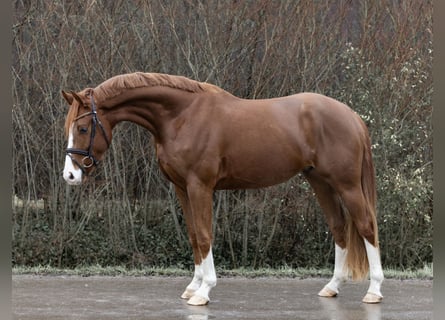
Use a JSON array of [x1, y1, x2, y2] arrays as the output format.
[[102, 86, 196, 139]]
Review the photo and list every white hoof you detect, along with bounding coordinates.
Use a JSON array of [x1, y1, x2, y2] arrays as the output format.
[[318, 286, 338, 298], [362, 292, 383, 304], [181, 288, 196, 300], [187, 295, 209, 306]]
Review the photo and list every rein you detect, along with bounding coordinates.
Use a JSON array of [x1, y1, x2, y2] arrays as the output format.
[[66, 93, 110, 174]]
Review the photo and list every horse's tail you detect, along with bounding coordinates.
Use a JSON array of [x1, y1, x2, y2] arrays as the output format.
[[345, 124, 379, 280]]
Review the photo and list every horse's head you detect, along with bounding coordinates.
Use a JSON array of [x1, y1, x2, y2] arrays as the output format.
[[62, 88, 111, 185]]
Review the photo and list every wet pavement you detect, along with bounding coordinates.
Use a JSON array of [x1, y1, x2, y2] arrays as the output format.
[[12, 275, 432, 320]]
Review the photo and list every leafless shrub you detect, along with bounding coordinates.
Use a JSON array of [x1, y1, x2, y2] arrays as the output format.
[[12, 0, 432, 269]]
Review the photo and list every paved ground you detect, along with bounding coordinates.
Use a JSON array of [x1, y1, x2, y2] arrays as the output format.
[[12, 275, 432, 320]]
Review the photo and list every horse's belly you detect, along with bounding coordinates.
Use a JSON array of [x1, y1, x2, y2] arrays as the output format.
[[215, 153, 304, 190], [215, 174, 296, 190]]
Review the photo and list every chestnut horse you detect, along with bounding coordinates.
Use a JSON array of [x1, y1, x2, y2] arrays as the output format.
[[62, 72, 383, 306]]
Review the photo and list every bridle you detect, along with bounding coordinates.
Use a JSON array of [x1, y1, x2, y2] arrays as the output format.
[[66, 92, 110, 175]]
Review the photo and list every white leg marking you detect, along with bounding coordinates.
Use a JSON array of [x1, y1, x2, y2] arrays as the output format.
[[319, 244, 348, 297], [363, 238, 384, 302], [63, 125, 83, 185], [187, 248, 217, 306], [181, 264, 203, 299]]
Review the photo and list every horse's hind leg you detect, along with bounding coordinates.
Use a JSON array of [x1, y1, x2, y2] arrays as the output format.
[[363, 237, 384, 303], [304, 172, 349, 298], [339, 187, 384, 303]]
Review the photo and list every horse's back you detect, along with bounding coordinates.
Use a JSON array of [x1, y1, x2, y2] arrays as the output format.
[[211, 92, 365, 189]]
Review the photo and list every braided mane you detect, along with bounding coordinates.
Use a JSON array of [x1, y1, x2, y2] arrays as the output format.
[[64, 72, 223, 137], [94, 72, 223, 102]]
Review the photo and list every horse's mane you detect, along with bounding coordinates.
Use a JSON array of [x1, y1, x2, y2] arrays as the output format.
[[64, 73, 224, 137], [94, 72, 223, 102]]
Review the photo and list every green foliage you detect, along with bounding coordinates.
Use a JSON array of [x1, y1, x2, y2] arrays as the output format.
[[12, 0, 432, 270]]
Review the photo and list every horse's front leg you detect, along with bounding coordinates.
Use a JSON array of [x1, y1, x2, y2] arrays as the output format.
[[175, 183, 216, 306], [175, 186, 201, 300], [184, 247, 216, 306]]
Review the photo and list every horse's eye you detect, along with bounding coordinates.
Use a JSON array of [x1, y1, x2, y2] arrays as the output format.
[[79, 127, 88, 134]]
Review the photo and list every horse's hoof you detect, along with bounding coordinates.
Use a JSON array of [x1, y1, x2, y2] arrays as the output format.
[[362, 292, 383, 304], [181, 289, 195, 300], [318, 286, 338, 298], [187, 295, 209, 306]]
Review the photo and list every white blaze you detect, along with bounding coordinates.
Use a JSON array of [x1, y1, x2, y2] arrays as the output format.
[[63, 124, 83, 185]]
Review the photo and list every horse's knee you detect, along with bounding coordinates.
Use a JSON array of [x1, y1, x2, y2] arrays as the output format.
[[198, 241, 212, 260]]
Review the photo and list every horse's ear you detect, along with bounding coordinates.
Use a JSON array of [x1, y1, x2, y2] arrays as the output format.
[[85, 88, 93, 97], [70, 91, 84, 106], [61, 90, 73, 105]]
